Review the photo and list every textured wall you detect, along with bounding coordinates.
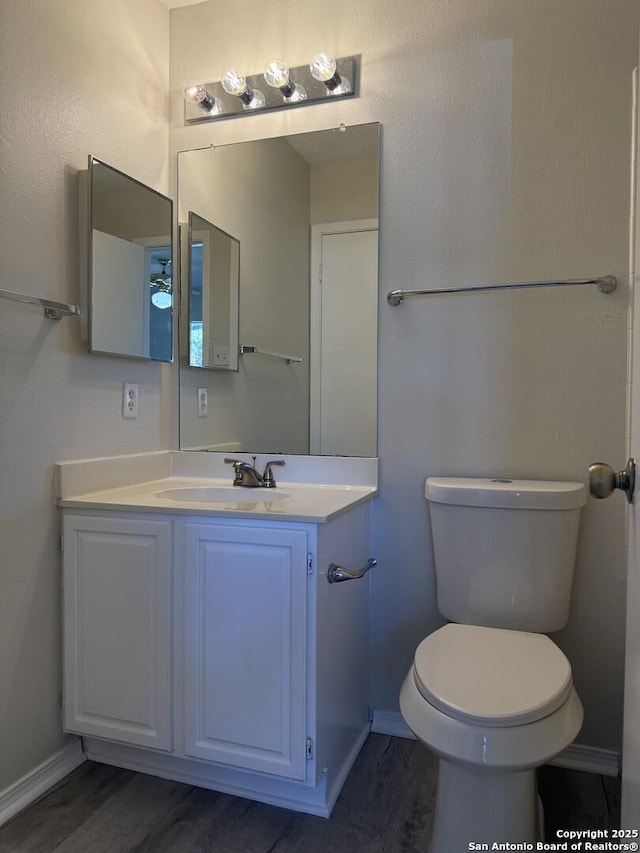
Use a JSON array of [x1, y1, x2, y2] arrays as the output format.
[[170, 0, 637, 750], [0, 0, 171, 791]]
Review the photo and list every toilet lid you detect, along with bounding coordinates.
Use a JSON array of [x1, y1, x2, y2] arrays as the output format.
[[413, 623, 573, 727]]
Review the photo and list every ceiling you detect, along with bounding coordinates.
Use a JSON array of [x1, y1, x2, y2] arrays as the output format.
[[285, 124, 379, 166]]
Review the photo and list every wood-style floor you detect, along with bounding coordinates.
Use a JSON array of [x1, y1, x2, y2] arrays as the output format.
[[0, 735, 620, 853]]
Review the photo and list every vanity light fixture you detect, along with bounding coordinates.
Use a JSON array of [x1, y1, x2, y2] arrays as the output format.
[[263, 59, 307, 102], [183, 53, 356, 124]]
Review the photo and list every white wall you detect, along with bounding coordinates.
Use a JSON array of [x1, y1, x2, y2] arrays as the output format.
[[170, 0, 637, 751], [0, 0, 171, 792], [310, 158, 378, 224]]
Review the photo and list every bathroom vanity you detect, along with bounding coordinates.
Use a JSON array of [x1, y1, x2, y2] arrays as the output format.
[[57, 451, 376, 816]]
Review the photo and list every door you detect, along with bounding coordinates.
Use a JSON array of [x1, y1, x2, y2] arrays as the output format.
[[622, 64, 640, 827], [62, 515, 173, 751], [310, 220, 378, 456], [183, 522, 309, 780], [92, 230, 146, 356]]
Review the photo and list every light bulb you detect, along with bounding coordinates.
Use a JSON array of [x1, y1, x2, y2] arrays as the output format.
[[263, 59, 307, 102], [184, 84, 212, 108], [151, 291, 172, 310], [221, 69, 247, 97], [309, 52, 350, 95], [183, 83, 224, 114], [222, 69, 265, 109], [309, 52, 336, 82], [263, 59, 289, 89]]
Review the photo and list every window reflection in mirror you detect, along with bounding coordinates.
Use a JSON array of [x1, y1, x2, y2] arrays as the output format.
[[187, 212, 239, 371], [178, 122, 379, 456], [88, 157, 173, 362]]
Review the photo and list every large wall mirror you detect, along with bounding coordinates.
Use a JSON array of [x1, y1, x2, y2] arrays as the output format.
[[178, 122, 379, 456], [87, 156, 173, 362]]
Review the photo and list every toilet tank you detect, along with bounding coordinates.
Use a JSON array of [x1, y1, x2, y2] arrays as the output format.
[[426, 477, 587, 633]]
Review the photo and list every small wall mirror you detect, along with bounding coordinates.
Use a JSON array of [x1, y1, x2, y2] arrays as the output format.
[[178, 122, 379, 456], [187, 212, 239, 370], [87, 156, 173, 362]]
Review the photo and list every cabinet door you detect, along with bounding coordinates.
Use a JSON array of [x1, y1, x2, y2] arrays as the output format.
[[183, 523, 308, 780], [63, 515, 172, 750]]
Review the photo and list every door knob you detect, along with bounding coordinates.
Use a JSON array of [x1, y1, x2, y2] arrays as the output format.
[[588, 458, 636, 503]]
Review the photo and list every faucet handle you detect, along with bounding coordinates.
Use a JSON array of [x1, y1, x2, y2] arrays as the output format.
[[224, 457, 245, 485], [262, 459, 286, 488]]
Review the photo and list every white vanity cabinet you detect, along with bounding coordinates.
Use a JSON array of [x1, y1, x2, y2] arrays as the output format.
[[61, 502, 372, 817]]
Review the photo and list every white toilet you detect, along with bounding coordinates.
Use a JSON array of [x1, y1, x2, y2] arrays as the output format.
[[399, 476, 587, 852]]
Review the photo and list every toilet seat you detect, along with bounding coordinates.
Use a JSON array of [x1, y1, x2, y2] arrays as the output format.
[[413, 623, 573, 727]]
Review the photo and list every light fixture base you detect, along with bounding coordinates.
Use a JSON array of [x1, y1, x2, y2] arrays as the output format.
[[184, 56, 357, 124]]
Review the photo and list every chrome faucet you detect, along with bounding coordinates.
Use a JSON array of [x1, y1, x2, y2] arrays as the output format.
[[224, 456, 286, 488]]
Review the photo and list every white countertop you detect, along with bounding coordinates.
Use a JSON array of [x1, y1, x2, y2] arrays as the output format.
[[58, 476, 377, 523]]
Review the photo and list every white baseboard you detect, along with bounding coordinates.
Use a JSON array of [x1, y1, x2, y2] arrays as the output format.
[[325, 723, 371, 814], [371, 710, 620, 777], [0, 739, 86, 828], [371, 710, 416, 740], [549, 743, 620, 777]]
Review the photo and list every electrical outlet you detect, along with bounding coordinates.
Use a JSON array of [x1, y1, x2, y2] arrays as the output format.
[[213, 346, 229, 366], [197, 387, 208, 417], [122, 382, 138, 418]]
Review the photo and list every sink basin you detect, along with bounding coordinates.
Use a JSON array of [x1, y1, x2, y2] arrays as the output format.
[[156, 487, 289, 504]]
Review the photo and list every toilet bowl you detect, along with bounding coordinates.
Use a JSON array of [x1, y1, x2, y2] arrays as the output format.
[[400, 624, 583, 851], [400, 477, 587, 852]]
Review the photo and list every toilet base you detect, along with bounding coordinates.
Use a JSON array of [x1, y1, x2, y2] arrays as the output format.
[[428, 758, 540, 853]]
